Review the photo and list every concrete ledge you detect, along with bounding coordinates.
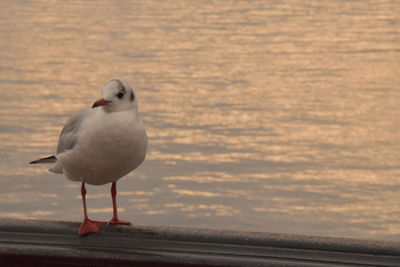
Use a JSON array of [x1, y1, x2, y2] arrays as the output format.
[[0, 219, 399, 266]]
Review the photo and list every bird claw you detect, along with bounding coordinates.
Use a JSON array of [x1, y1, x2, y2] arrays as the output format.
[[108, 218, 131, 225], [79, 219, 107, 235]]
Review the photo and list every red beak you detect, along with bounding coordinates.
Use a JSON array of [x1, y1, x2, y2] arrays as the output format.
[[92, 98, 111, 108]]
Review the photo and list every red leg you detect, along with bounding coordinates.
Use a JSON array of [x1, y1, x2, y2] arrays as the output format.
[[109, 182, 131, 225], [79, 182, 106, 235]]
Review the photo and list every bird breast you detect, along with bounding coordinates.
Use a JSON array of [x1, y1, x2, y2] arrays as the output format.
[[59, 109, 147, 185]]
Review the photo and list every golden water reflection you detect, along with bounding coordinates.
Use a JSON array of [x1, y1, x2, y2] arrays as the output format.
[[0, 0, 399, 241]]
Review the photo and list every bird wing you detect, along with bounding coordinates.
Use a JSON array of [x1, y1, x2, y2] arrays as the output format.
[[57, 107, 91, 154]]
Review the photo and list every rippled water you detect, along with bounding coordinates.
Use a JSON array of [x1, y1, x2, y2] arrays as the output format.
[[0, 0, 399, 241]]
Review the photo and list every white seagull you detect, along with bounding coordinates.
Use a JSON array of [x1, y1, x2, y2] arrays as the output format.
[[30, 79, 147, 235]]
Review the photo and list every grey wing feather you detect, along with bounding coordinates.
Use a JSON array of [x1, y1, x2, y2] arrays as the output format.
[[56, 107, 91, 154]]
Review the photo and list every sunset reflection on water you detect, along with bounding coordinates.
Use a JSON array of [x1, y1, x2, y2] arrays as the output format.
[[0, 0, 399, 241]]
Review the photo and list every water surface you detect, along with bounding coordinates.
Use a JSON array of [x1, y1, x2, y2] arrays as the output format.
[[0, 0, 399, 241]]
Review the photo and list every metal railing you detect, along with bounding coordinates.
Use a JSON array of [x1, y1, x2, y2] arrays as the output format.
[[0, 218, 399, 266]]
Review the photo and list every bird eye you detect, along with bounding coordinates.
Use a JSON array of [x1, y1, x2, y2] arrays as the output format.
[[117, 92, 124, 99]]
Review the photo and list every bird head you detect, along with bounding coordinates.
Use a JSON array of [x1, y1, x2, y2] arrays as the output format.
[[92, 79, 138, 113]]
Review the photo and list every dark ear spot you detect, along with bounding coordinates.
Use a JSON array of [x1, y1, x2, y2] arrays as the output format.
[[130, 91, 135, 102]]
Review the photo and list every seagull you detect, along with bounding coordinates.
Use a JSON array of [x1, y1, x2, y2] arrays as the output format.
[[30, 79, 147, 235]]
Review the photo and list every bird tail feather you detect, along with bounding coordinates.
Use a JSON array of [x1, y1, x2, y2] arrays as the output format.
[[30, 155, 57, 164]]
